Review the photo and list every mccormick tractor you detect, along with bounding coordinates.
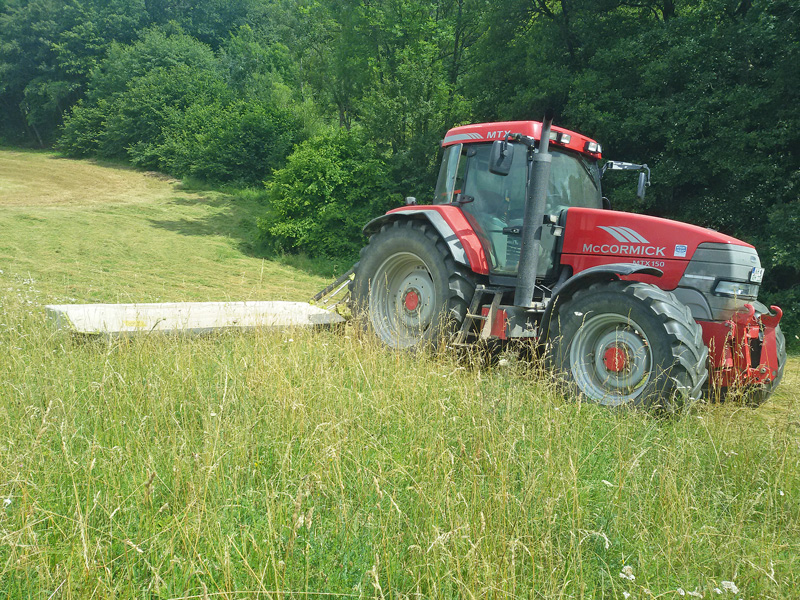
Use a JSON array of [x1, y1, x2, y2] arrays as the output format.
[[347, 116, 786, 410]]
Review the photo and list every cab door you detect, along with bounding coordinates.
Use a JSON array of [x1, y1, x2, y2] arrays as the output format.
[[456, 143, 531, 275]]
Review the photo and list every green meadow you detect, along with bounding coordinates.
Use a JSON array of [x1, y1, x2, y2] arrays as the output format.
[[1, 150, 798, 599]]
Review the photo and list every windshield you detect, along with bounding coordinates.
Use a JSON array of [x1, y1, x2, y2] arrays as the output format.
[[434, 143, 602, 210], [434, 142, 602, 275]]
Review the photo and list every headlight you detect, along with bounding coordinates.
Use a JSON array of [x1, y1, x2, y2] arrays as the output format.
[[714, 280, 759, 298]]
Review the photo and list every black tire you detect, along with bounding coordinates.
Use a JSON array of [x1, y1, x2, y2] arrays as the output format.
[[547, 281, 708, 411], [350, 219, 476, 349]]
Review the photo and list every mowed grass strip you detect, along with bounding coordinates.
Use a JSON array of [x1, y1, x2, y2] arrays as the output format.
[[0, 149, 327, 303], [0, 149, 798, 598]]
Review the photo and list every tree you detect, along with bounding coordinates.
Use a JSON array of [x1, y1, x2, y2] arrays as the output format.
[[58, 26, 223, 158], [467, 0, 800, 343], [0, 0, 147, 144], [154, 99, 303, 185]]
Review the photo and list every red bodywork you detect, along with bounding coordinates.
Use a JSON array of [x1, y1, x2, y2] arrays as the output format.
[[442, 121, 603, 160], [560, 208, 749, 288], [560, 208, 782, 387], [385, 121, 783, 389]]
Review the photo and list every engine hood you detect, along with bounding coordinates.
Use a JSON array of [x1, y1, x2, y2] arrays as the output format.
[[562, 208, 751, 260], [559, 208, 754, 290]]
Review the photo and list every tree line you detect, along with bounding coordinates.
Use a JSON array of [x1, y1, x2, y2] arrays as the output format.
[[1, 0, 798, 342]]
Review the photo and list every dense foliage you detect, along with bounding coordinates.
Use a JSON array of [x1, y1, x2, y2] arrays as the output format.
[[55, 26, 306, 185], [1, 0, 798, 340], [263, 129, 400, 258]]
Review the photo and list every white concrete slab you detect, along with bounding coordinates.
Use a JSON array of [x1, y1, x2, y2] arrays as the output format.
[[45, 301, 345, 336]]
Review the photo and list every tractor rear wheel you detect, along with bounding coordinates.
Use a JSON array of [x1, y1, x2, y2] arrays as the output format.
[[547, 281, 708, 411], [350, 220, 475, 349]]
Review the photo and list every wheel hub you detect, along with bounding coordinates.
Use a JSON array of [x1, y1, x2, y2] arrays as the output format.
[[368, 251, 437, 348], [569, 314, 653, 405], [403, 289, 420, 312], [395, 271, 433, 329], [603, 345, 629, 372]]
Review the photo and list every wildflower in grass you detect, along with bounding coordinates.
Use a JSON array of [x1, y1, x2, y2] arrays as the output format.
[[677, 588, 686, 596], [623, 592, 631, 599], [620, 565, 635, 581], [3, 497, 11, 508], [721, 581, 739, 594]]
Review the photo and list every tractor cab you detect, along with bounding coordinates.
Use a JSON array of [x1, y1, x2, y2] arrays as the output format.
[[434, 121, 603, 280]]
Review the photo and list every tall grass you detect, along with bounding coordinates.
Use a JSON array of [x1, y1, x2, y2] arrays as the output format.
[[1, 288, 798, 599]]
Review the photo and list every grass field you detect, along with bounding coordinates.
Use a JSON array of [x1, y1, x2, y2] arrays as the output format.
[[1, 149, 799, 599], [0, 149, 332, 304]]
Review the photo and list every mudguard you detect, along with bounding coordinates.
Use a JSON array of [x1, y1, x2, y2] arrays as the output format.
[[362, 206, 490, 275], [541, 263, 663, 336]]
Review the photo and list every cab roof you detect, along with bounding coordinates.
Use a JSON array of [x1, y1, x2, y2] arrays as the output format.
[[442, 120, 602, 159]]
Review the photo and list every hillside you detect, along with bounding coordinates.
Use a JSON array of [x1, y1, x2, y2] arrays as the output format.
[[0, 149, 328, 304], [0, 150, 799, 599]]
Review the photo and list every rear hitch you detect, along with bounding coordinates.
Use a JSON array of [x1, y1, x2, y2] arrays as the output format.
[[311, 266, 355, 310]]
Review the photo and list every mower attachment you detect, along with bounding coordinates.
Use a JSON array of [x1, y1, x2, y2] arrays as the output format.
[[701, 303, 783, 388]]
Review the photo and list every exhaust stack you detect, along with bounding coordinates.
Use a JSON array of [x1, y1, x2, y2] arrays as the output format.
[[514, 112, 554, 308]]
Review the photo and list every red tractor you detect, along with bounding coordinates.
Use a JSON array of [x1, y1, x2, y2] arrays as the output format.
[[349, 116, 786, 410]]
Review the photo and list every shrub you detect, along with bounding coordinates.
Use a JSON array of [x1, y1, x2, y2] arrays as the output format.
[[108, 65, 230, 165], [261, 129, 401, 260], [57, 25, 308, 185], [57, 27, 226, 160], [155, 100, 302, 185]]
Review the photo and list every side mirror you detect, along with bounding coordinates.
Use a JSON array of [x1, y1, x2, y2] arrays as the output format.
[[489, 139, 514, 176], [603, 161, 651, 199], [636, 172, 648, 199]]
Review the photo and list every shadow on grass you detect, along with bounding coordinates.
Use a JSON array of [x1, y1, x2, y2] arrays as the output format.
[[148, 191, 354, 279], [148, 190, 267, 253]]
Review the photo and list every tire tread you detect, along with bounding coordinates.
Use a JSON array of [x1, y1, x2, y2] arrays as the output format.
[[551, 280, 708, 410]]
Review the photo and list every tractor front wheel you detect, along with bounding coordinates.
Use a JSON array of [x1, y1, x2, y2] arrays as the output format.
[[350, 220, 475, 349], [547, 281, 708, 411]]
